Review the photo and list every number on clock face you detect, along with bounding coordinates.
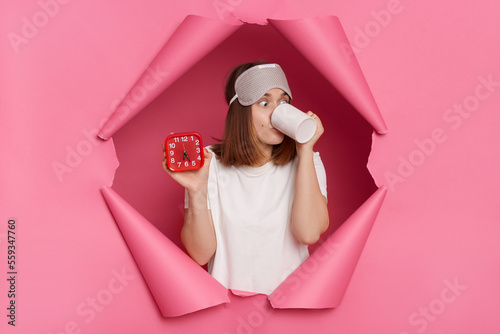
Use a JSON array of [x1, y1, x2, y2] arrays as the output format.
[[165, 132, 204, 172]]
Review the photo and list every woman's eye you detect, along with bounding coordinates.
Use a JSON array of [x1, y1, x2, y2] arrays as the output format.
[[279, 100, 288, 105], [258, 101, 268, 107]]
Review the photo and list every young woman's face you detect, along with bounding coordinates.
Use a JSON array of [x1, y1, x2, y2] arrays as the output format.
[[251, 88, 290, 148]]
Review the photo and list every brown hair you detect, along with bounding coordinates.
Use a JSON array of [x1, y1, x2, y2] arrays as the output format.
[[211, 62, 296, 166]]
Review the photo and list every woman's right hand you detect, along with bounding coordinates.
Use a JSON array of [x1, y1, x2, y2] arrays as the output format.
[[162, 144, 213, 193]]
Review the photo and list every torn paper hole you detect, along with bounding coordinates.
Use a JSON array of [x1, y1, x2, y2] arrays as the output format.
[[102, 15, 388, 316]]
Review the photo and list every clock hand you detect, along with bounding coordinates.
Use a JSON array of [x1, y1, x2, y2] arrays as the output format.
[[182, 144, 191, 161]]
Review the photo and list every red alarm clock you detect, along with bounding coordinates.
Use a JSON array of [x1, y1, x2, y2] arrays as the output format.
[[165, 132, 204, 172]]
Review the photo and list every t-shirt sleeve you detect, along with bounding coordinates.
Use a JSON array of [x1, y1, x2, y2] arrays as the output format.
[[313, 151, 328, 200]]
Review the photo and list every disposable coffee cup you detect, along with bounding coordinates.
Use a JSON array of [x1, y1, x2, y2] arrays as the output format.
[[271, 104, 317, 143]]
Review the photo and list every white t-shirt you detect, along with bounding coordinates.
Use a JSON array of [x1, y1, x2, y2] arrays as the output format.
[[185, 146, 327, 295]]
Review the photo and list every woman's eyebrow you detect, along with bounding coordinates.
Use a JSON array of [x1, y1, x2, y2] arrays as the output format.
[[263, 92, 288, 97]]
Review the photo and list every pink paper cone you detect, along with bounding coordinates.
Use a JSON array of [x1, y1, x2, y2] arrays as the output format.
[[98, 15, 241, 140], [269, 186, 387, 309], [101, 186, 229, 317], [268, 16, 388, 134]]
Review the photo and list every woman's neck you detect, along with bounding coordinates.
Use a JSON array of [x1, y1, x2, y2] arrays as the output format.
[[253, 142, 273, 167]]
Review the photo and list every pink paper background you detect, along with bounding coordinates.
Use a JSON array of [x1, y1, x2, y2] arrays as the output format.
[[2, 0, 499, 333]]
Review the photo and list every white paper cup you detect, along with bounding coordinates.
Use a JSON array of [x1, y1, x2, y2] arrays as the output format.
[[271, 104, 317, 143]]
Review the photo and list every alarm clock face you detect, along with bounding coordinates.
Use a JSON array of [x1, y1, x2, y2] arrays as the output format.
[[165, 132, 204, 172]]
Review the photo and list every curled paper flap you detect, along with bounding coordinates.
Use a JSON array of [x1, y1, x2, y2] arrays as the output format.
[[269, 186, 387, 309], [97, 15, 242, 140], [101, 186, 229, 317], [230, 289, 260, 297], [268, 16, 388, 134]]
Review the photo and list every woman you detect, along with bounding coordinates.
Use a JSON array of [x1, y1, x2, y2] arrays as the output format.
[[162, 62, 329, 295]]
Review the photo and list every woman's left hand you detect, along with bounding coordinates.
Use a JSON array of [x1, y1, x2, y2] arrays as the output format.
[[296, 111, 324, 155]]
